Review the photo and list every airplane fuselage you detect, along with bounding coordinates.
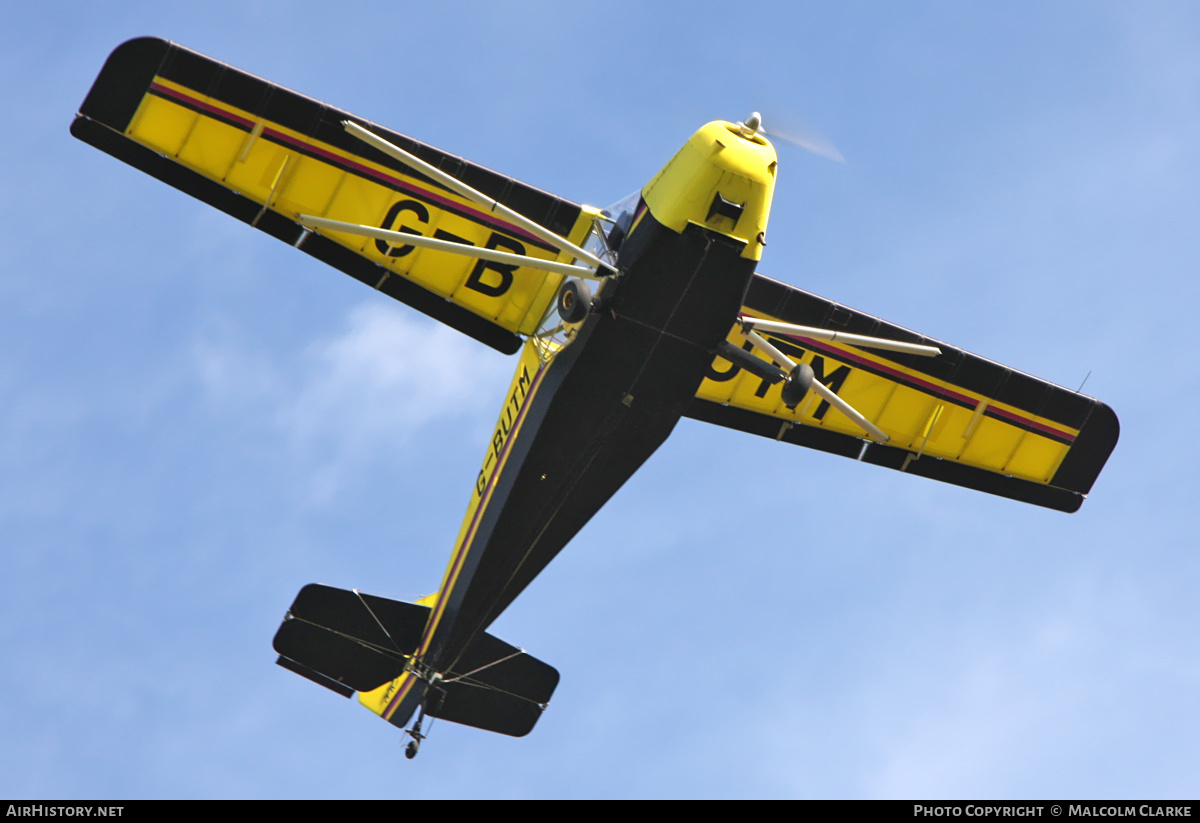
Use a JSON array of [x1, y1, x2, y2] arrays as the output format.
[[375, 121, 780, 728]]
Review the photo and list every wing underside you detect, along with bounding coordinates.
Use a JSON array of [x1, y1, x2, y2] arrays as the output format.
[[72, 37, 593, 354], [686, 273, 1119, 512]]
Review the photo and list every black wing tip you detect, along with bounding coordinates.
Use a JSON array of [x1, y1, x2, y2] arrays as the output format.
[[77, 37, 172, 129], [1050, 399, 1119, 498]]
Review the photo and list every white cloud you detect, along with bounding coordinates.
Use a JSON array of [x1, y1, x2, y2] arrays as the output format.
[[192, 301, 512, 501], [285, 303, 501, 445]]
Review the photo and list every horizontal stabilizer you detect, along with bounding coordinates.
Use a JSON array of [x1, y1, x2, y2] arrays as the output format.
[[273, 584, 560, 737], [274, 614, 409, 694], [430, 680, 546, 738], [287, 583, 430, 653], [428, 628, 560, 737], [274, 654, 354, 699], [273, 583, 428, 694], [444, 630, 559, 706]]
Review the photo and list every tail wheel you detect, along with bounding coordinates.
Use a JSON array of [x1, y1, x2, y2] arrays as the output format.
[[556, 279, 592, 324]]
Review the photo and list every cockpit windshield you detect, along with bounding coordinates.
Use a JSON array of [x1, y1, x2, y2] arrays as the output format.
[[601, 190, 640, 253], [584, 190, 641, 265]]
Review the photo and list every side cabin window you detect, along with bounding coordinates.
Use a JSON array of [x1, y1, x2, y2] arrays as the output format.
[[599, 191, 640, 256]]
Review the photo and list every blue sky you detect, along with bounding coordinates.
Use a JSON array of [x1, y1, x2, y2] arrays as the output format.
[[3, 1, 1199, 799]]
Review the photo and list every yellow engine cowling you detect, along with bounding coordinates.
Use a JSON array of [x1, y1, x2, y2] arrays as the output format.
[[640, 120, 778, 261]]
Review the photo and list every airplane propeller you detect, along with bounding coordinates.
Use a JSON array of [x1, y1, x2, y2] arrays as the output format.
[[737, 111, 845, 163]]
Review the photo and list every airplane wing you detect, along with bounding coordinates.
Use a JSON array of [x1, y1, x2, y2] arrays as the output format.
[[686, 273, 1119, 513], [71, 37, 595, 354]]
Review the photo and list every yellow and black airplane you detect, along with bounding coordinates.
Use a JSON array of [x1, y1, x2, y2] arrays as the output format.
[[73, 38, 1119, 758]]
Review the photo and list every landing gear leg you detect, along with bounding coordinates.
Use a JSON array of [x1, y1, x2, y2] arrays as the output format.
[[403, 672, 444, 761]]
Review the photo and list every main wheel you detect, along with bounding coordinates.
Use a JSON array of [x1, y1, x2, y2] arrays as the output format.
[[405, 740, 419, 759], [556, 279, 592, 324], [781, 363, 815, 409]]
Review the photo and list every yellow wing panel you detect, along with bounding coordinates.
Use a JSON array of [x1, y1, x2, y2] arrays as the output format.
[[128, 76, 576, 336], [73, 37, 592, 353], [698, 328, 1073, 484], [687, 274, 1118, 512]]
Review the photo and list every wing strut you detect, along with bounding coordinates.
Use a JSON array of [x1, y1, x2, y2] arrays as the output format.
[[732, 315, 943, 443], [739, 315, 942, 357], [309, 121, 615, 281], [739, 326, 892, 443], [296, 215, 602, 279]]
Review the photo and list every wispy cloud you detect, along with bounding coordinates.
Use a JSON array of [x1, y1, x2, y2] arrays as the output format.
[[192, 301, 510, 501]]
